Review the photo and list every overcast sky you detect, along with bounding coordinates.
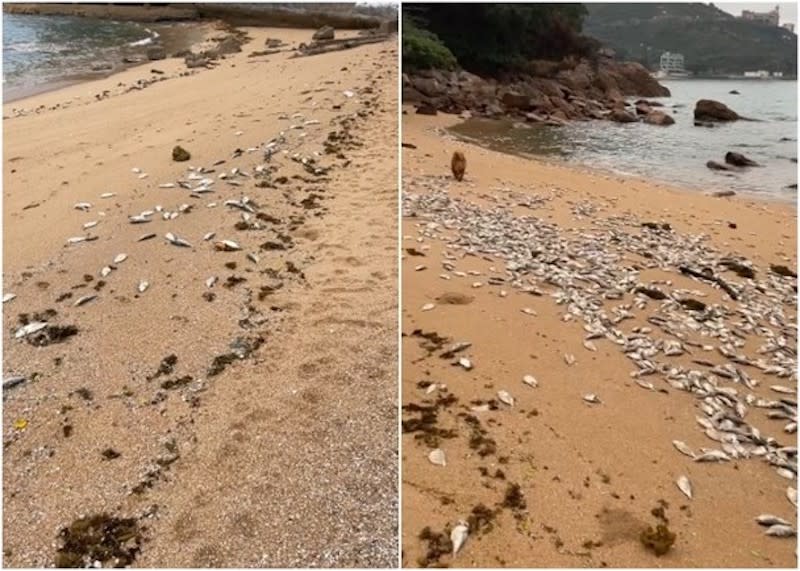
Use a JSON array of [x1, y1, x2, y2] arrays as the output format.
[[717, 2, 797, 25]]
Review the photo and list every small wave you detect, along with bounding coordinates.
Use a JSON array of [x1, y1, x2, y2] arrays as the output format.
[[128, 28, 160, 47]]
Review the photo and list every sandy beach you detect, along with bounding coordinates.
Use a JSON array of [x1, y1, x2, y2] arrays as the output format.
[[3, 27, 397, 567], [401, 110, 797, 567]]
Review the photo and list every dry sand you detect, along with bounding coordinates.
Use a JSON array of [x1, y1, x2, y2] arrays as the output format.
[[3, 28, 397, 567], [401, 110, 797, 567]]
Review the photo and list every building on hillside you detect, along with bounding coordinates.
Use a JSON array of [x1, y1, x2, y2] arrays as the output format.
[[741, 5, 780, 26], [659, 52, 685, 74]]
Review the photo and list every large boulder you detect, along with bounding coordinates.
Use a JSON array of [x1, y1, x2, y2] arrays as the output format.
[[312, 26, 335, 41], [146, 45, 166, 61], [411, 76, 444, 98], [501, 91, 531, 110], [609, 109, 638, 123], [694, 99, 739, 122], [644, 110, 675, 126], [215, 35, 242, 56], [725, 151, 758, 167]]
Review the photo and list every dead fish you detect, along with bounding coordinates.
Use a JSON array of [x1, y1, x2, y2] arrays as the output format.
[[421, 303, 435, 311], [74, 202, 92, 211], [137, 233, 156, 242], [497, 390, 515, 406], [214, 240, 241, 252], [414, 264, 427, 271], [83, 221, 98, 229], [132, 167, 141, 174], [756, 515, 791, 527], [455, 357, 474, 371], [583, 340, 598, 352], [788, 487, 797, 508], [15, 322, 48, 339], [99, 192, 115, 199], [765, 524, 796, 538], [694, 449, 730, 463], [67, 236, 87, 244], [113, 253, 128, 264], [583, 393, 601, 404], [521, 307, 537, 316], [771, 385, 795, 395], [470, 404, 490, 413], [203, 232, 216, 241], [165, 232, 191, 248], [676, 475, 693, 499], [138, 173, 148, 179], [246, 252, 259, 264], [776, 467, 795, 480], [137, 280, 149, 293], [158, 183, 176, 188], [74, 294, 97, 307], [522, 374, 538, 388], [428, 448, 446, 467], [564, 353, 576, 366], [635, 379, 656, 391], [129, 214, 151, 224], [205, 276, 217, 288], [450, 521, 469, 556], [672, 440, 696, 458], [3, 293, 16, 304]]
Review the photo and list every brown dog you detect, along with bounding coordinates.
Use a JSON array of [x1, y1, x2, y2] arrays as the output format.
[[451, 151, 466, 181]]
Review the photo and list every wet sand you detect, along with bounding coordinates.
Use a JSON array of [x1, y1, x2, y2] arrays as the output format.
[[401, 110, 797, 567], [3, 28, 398, 567]]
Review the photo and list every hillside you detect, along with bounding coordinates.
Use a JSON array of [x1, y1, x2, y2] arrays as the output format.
[[585, 3, 797, 76]]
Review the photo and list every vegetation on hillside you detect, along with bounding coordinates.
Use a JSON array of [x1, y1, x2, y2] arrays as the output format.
[[584, 3, 797, 76], [402, 17, 457, 71], [402, 3, 597, 76]]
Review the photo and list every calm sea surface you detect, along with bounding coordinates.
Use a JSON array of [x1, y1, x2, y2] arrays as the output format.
[[450, 79, 797, 202]]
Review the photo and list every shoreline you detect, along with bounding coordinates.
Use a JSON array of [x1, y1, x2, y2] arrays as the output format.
[[406, 106, 798, 208], [401, 111, 796, 568]]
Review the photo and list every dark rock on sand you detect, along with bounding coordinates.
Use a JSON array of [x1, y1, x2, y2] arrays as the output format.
[[415, 104, 438, 116], [146, 45, 166, 61], [90, 62, 113, 72], [725, 151, 759, 167], [694, 99, 739, 122], [172, 146, 191, 162], [707, 161, 737, 171], [729, 90, 740, 95], [313, 26, 335, 41]]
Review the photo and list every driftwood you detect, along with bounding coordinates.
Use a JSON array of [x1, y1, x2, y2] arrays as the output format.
[[679, 265, 739, 300]]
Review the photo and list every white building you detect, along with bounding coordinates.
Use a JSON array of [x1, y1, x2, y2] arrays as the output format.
[[659, 52, 686, 74]]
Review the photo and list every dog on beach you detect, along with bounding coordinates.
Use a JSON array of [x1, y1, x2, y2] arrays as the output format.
[[451, 151, 466, 181]]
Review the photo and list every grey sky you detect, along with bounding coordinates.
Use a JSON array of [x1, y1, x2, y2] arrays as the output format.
[[717, 2, 797, 25]]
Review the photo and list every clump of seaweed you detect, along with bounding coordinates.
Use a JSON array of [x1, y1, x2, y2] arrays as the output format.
[[417, 525, 453, 568], [640, 524, 675, 556], [54, 514, 143, 568]]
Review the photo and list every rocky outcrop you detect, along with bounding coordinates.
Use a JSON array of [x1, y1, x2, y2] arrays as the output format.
[[404, 57, 672, 125], [694, 99, 739, 122], [643, 110, 675, 126], [146, 45, 166, 61], [312, 26, 335, 41]]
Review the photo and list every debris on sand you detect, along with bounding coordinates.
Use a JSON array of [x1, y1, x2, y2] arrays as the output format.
[[54, 514, 143, 568], [172, 145, 191, 162]]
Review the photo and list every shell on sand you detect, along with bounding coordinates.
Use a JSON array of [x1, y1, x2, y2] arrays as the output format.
[[564, 353, 576, 366], [522, 374, 538, 388], [100, 266, 112, 278], [421, 303, 435, 311], [137, 280, 149, 293], [450, 521, 469, 556], [497, 390, 515, 406], [676, 475, 693, 499], [788, 487, 797, 508], [583, 393, 601, 404], [428, 448, 446, 467], [457, 357, 473, 370], [74, 294, 97, 307], [205, 276, 218, 289]]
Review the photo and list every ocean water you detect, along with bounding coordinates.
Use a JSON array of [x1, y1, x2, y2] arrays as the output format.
[[2, 14, 199, 101], [450, 80, 798, 202]]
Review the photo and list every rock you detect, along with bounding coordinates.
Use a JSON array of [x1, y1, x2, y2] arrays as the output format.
[[214, 35, 242, 56], [412, 76, 444, 98], [90, 62, 113, 72], [729, 90, 740, 94], [312, 26, 335, 41], [502, 91, 532, 110], [123, 55, 146, 64], [707, 160, 736, 171], [265, 38, 283, 48], [185, 54, 210, 69], [644, 110, 675, 126], [635, 102, 652, 115], [694, 120, 715, 128], [635, 98, 663, 107], [609, 109, 638, 123], [172, 146, 191, 162], [712, 190, 736, 197], [725, 151, 759, 167], [146, 45, 166, 61], [415, 104, 437, 116], [694, 99, 739, 122]]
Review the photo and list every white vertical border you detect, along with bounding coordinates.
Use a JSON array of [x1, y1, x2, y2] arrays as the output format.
[[396, 2, 404, 567]]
